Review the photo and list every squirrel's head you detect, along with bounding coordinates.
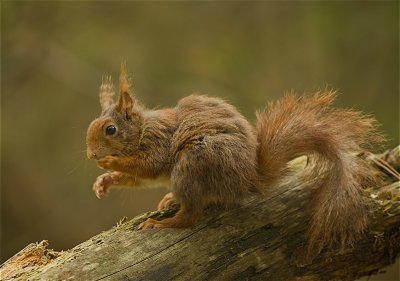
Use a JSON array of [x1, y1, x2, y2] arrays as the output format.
[[86, 64, 142, 160]]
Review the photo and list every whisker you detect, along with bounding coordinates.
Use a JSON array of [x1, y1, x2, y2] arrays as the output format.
[[120, 188, 129, 207], [66, 159, 84, 176]]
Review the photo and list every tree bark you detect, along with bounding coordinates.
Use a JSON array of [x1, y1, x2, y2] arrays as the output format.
[[1, 147, 399, 281]]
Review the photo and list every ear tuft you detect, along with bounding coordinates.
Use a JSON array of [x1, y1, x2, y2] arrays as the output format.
[[119, 61, 131, 96], [116, 62, 135, 114], [99, 75, 115, 112]]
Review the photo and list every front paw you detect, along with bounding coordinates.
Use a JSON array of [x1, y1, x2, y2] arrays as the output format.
[[93, 172, 119, 199], [97, 156, 119, 171]]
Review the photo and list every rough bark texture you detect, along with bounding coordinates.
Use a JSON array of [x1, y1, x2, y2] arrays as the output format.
[[1, 147, 399, 281]]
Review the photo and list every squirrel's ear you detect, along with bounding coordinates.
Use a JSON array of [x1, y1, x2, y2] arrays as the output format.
[[116, 62, 135, 116], [99, 75, 115, 112]]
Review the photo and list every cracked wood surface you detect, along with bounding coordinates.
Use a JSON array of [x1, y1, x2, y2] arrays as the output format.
[[1, 147, 399, 281]]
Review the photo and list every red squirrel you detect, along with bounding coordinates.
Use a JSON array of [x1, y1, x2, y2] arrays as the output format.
[[86, 64, 384, 253]]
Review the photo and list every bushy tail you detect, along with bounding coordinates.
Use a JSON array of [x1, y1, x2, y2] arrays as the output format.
[[256, 91, 384, 252]]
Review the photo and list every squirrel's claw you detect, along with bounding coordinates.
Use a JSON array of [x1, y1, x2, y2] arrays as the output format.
[[138, 218, 161, 230]]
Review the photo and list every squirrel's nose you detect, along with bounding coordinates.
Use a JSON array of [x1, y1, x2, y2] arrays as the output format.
[[87, 150, 97, 160]]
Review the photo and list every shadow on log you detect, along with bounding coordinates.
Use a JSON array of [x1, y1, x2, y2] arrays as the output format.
[[1, 147, 399, 281]]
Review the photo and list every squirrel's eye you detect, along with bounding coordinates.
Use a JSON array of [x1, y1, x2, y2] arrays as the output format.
[[105, 125, 116, 136]]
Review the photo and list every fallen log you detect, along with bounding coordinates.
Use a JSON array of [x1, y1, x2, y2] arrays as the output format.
[[1, 147, 399, 281]]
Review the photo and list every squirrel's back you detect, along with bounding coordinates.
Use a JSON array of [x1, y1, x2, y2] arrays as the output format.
[[173, 94, 257, 151], [170, 95, 259, 207]]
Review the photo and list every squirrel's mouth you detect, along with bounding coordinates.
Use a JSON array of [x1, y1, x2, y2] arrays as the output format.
[[89, 152, 120, 160]]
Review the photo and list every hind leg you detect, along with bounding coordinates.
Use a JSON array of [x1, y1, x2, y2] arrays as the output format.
[[139, 145, 209, 229], [138, 176, 204, 230], [139, 206, 200, 229]]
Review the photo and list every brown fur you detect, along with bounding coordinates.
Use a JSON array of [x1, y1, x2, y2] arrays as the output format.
[[86, 65, 384, 253], [256, 92, 384, 252]]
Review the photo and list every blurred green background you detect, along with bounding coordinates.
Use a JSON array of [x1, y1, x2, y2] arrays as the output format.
[[1, 0, 398, 269]]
